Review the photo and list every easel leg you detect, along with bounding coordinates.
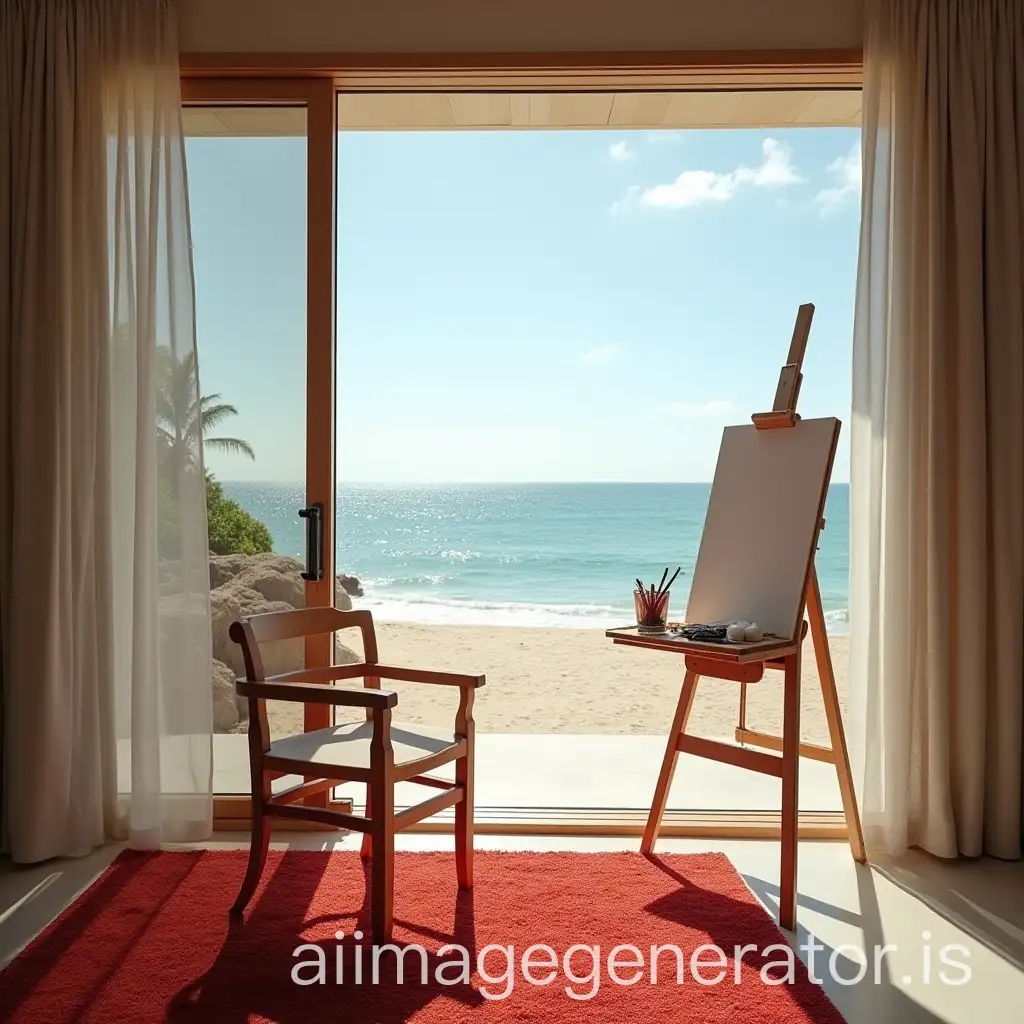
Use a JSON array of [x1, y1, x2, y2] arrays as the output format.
[[806, 570, 866, 862], [641, 670, 699, 855], [779, 648, 801, 930]]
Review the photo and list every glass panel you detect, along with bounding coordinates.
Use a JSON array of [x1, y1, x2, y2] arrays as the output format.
[[183, 105, 308, 794], [335, 100, 860, 817]]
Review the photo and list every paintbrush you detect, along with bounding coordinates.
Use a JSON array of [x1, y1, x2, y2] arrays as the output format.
[[636, 579, 652, 621], [656, 566, 669, 595], [663, 566, 682, 593]]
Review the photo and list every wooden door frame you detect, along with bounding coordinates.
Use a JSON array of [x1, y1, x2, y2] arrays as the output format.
[[181, 77, 338, 821], [182, 76, 337, 729], [185, 51, 862, 836], [180, 49, 862, 90]]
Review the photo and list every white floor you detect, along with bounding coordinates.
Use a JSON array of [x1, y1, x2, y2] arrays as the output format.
[[3, 832, 1023, 1023], [215, 731, 846, 811]]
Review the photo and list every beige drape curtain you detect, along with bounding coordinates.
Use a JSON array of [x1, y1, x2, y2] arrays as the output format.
[[851, 0, 1024, 859], [0, 0, 212, 861]]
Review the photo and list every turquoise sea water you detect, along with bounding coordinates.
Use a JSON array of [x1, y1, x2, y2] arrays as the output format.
[[223, 482, 850, 634]]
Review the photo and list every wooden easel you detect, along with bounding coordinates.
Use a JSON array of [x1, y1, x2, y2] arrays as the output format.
[[607, 303, 865, 931]]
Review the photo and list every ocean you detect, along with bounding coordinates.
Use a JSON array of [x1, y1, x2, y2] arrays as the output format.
[[222, 482, 850, 634]]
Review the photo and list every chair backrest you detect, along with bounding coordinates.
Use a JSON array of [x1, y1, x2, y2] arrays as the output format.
[[229, 607, 379, 682]]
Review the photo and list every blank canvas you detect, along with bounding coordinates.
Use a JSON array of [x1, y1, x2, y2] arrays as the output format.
[[684, 417, 840, 641]]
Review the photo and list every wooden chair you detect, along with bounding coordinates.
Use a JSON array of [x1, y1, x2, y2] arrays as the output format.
[[228, 607, 484, 940]]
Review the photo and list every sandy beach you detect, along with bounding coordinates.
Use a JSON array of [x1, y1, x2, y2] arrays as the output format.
[[263, 624, 849, 746]]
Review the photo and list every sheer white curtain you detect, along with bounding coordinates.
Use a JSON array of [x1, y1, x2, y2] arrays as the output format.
[[850, 0, 1024, 859], [0, 0, 212, 861]]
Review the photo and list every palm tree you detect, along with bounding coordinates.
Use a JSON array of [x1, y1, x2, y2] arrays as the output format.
[[156, 348, 255, 475]]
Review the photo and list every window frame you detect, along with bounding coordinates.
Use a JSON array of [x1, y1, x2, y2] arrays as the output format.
[[183, 51, 861, 841]]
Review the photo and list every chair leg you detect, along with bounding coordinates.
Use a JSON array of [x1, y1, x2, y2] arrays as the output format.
[[360, 784, 373, 859], [362, 675, 381, 858], [455, 750, 474, 888], [454, 682, 477, 888], [370, 791, 394, 942], [230, 803, 270, 917]]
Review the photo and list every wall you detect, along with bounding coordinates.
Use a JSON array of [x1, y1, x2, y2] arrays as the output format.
[[178, 0, 864, 54]]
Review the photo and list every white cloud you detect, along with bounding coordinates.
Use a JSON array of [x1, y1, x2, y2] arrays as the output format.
[[748, 138, 805, 186], [642, 170, 737, 207], [814, 141, 861, 214], [580, 344, 622, 364], [635, 138, 803, 210], [609, 140, 634, 162], [660, 400, 739, 418]]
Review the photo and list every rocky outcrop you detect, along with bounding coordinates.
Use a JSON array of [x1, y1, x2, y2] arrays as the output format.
[[212, 658, 240, 731], [337, 573, 364, 597], [208, 552, 354, 610], [211, 587, 297, 680], [208, 552, 364, 732], [335, 639, 361, 665]]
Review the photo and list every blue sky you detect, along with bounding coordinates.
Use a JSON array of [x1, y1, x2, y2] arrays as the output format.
[[187, 126, 861, 484]]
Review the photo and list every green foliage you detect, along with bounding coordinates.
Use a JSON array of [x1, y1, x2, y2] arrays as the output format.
[[157, 476, 182, 557], [205, 475, 273, 556], [150, 343, 268, 556], [156, 347, 256, 476]]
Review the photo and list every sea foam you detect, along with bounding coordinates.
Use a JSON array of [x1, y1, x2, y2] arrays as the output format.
[[361, 593, 628, 629], [361, 590, 850, 634]]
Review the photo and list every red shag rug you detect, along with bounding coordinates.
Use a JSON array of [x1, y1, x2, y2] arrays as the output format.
[[0, 850, 844, 1023]]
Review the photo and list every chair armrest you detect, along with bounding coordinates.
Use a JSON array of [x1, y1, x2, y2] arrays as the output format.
[[372, 664, 486, 688], [235, 679, 398, 709]]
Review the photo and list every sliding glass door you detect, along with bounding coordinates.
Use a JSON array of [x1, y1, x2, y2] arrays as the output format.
[[181, 82, 337, 802], [331, 92, 860, 829], [179, 72, 859, 835]]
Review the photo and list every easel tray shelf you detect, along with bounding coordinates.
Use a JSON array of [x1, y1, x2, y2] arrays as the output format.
[[605, 625, 799, 663]]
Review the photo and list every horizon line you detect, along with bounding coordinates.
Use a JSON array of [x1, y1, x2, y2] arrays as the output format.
[[211, 478, 853, 487]]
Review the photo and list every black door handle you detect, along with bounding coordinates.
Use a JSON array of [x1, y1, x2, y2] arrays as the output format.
[[298, 503, 324, 581]]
